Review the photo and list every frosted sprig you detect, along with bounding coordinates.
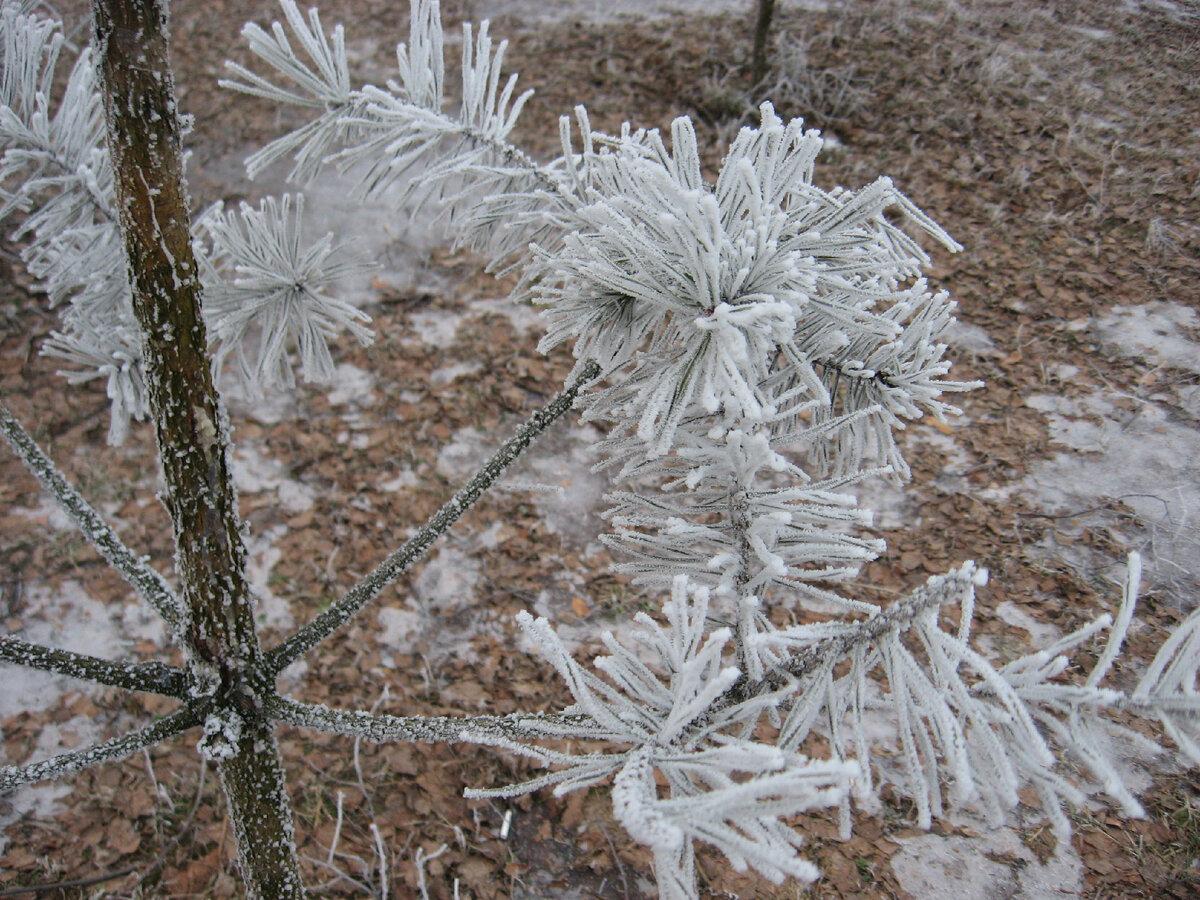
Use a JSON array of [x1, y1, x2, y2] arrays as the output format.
[[765, 556, 1199, 837], [346, 16, 541, 258], [603, 427, 885, 604], [1, 3, 104, 219], [464, 577, 858, 892], [41, 321, 149, 445], [0, 1, 150, 444], [1131, 599, 1200, 763], [532, 103, 977, 467], [221, 0, 541, 243], [220, 0, 359, 181], [197, 193, 373, 394]]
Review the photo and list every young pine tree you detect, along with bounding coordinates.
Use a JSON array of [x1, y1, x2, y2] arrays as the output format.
[[1, 1, 1197, 897]]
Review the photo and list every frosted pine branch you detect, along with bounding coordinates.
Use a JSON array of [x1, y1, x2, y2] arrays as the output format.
[[530, 103, 978, 468], [0, 705, 203, 790], [0, 401, 184, 633], [196, 193, 374, 396], [0, 635, 188, 697], [601, 427, 886, 604], [468, 577, 861, 890], [221, 0, 544, 232], [266, 360, 601, 672], [219, 0, 359, 180], [3, 2, 1197, 898], [474, 557, 1197, 889], [267, 695, 593, 744], [1129, 599, 1200, 764], [3, 2, 379, 436]]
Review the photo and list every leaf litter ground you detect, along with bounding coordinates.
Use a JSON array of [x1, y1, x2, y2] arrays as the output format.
[[1, 0, 1199, 897]]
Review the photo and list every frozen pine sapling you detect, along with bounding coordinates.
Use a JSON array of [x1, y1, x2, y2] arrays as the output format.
[[1, 0, 1198, 897]]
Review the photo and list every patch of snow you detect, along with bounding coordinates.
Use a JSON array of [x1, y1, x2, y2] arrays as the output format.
[[994, 600, 1061, 646], [326, 362, 376, 406], [244, 524, 295, 630], [854, 473, 913, 531], [854, 423, 972, 529], [1020, 388, 1200, 603], [1015, 302, 1200, 604], [0, 718, 111, 851], [1048, 363, 1080, 381], [1119, 0, 1199, 23], [892, 829, 1082, 900], [377, 606, 423, 660], [0, 581, 164, 719], [337, 430, 371, 449], [414, 545, 480, 612], [373, 529, 510, 666], [1024, 392, 1119, 453], [431, 360, 483, 387], [379, 467, 420, 492], [1178, 384, 1200, 417], [0, 580, 167, 847], [222, 377, 298, 424], [473, 521, 510, 551], [944, 318, 997, 357], [1093, 302, 1200, 376], [513, 424, 609, 551], [0, 780, 73, 854], [1065, 25, 1113, 40], [232, 441, 316, 513], [436, 427, 491, 481], [433, 420, 610, 557], [409, 309, 466, 348], [467, 295, 544, 336], [10, 495, 75, 532]]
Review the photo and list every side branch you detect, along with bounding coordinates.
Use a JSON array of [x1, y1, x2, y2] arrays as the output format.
[[0, 402, 183, 635], [0, 635, 188, 697], [738, 564, 984, 703], [269, 695, 594, 744], [266, 361, 601, 673], [0, 704, 203, 791]]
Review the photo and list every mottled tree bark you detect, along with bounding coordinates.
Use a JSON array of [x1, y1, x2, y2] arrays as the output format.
[[88, 0, 303, 895]]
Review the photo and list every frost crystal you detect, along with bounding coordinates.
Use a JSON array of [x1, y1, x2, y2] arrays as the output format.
[[197, 194, 373, 394], [199, 710, 245, 761]]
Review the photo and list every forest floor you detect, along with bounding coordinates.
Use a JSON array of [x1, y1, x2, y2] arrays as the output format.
[[2, 0, 1200, 897]]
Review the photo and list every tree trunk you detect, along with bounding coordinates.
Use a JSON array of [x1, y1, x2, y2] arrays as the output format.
[[751, 0, 776, 88], [89, 0, 304, 895]]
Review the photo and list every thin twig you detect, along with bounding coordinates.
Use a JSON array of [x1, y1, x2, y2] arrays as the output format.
[[0, 704, 204, 790], [1019, 493, 1173, 522], [268, 694, 594, 744], [0, 635, 188, 698], [0, 402, 183, 636], [414, 843, 448, 900], [116, 759, 209, 898], [266, 361, 601, 673], [0, 865, 138, 896]]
